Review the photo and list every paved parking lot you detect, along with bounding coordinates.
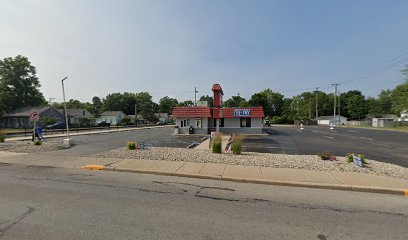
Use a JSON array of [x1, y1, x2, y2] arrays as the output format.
[[37, 127, 204, 157], [244, 126, 408, 167]]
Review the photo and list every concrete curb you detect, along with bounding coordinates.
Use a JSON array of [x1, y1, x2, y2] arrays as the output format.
[[91, 166, 408, 196]]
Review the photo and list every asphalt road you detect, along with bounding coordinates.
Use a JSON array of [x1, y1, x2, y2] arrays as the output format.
[[0, 163, 407, 240], [243, 126, 408, 167], [38, 127, 204, 157]]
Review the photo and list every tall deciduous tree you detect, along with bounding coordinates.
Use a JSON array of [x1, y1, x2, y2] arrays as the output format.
[[199, 95, 213, 107], [159, 96, 178, 114], [224, 96, 247, 107], [92, 96, 103, 117], [0, 55, 46, 112], [391, 66, 408, 114]]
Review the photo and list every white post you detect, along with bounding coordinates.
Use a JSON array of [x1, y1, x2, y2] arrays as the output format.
[[61, 77, 70, 138]]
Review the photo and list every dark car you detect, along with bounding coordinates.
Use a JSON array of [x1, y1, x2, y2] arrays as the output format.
[[97, 121, 111, 127], [156, 121, 166, 125], [45, 122, 66, 129]]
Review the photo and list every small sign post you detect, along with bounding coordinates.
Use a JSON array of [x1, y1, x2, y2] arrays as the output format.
[[30, 112, 39, 141]]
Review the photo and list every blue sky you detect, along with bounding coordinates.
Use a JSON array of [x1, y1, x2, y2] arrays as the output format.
[[1, 0, 407, 103]]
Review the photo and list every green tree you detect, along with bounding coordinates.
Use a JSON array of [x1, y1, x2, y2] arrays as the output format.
[[248, 89, 284, 117], [178, 100, 194, 107], [340, 90, 367, 120], [224, 95, 247, 107], [0, 55, 46, 112], [199, 95, 213, 107], [391, 66, 408, 114], [159, 96, 178, 114], [92, 96, 103, 117]]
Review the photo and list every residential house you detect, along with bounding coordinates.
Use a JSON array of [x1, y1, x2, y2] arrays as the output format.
[[317, 116, 348, 126], [372, 118, 395, 128], [128, 114, 146, 124], [57, 109, 95, 126], [0, 106, 65, 128], [97, 111, 126, 125], [397, 110, 408, 122], [154, 113, 170, 123]]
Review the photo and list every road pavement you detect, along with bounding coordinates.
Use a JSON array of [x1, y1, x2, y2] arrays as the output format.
[[35, 127, 204, 157], [244, 126, 408, 167], [0, 163, 407, 240]]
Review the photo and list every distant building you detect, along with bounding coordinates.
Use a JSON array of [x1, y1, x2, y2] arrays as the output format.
[[317, 116, 347, 126], [154, 113, 170, 123], [372, 118, 395, 128], [57, 109, 95, 125], [397, 110, 408, 122], [97, 111, 126, 125], [0, 106, 64, 128], [128, 114, 146, 124]]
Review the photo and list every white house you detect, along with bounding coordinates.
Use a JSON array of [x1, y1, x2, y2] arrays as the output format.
[[317, 116, 347, 126], [398, 110, 408, 122], [98, 111, 126, 125]]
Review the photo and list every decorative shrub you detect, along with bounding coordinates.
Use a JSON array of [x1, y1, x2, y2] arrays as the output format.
[[34, 140, 42, 146], [0, 134, 5, 143], [127, 142, 137, 150], [231, 134, 245, 155], [212, 134, 222, 154], [318, 151, 332, 160]]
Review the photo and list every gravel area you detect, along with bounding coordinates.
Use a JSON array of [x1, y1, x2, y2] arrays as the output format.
[[0, 141, 66, 153], [91, 147, 408, 179]]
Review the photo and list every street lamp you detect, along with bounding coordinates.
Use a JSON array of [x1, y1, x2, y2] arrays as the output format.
[[61, 76, 74, 146]]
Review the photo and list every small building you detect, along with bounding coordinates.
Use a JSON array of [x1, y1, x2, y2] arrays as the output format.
[[317, 116, 347, 126], [397, 110, 408, 122], [154, 113, 170, 123], [128, 114, 146, 124], [57, 109, 95, 126], [372, 118, 395, 128], [97, 111, 126, 125], [172, 84, 265, 134], [0, 106, 65, 128]]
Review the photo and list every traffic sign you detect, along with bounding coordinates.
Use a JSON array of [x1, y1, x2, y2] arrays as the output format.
[[30, 112, 39, 121]]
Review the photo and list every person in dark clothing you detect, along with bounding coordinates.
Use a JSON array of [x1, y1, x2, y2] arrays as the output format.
[[31, 127, 40, 141]]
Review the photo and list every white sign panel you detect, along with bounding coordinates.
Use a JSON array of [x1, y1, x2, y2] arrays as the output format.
[[233, 109, 251, 117]]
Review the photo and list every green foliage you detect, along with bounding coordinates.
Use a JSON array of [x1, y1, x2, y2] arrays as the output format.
[[41, 117, 58, 126], [127, 142, 137, 150], [159, 96, 178, 114], [34, 140, 42, 146], [121, 117, 132, 125], [271, 116, 294, 124], [318, 151, 333, 160], [340, 90, 367, 120], [391, 80, 408, 114], [92, 96, 103, 117], [79, 117, 91, 127], [212, 134, 222, 154], [178, 100, 194, 107], [199, 95, 214, 107], [224, 96, 247, 107], [231, 134, 245, 155], [0, 55, 46, 112]]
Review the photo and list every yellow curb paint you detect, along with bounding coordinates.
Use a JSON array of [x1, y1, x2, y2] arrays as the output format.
[[404, 190, 408, 196], [81, 165, 105, 170]]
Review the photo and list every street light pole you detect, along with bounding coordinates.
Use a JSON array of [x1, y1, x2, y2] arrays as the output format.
[[61, 77, 74, 146]]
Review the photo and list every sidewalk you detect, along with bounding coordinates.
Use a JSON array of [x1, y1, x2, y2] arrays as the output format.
[[5, 125, 174, 142], [1, 151, 407, 196]]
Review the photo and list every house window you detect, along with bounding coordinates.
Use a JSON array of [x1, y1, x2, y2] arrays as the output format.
[[240, 118, 251, 127], [83, 110, 86, 116], [181, 120, 184, 127]]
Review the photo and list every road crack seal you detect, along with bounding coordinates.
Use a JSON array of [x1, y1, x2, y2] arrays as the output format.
[[0, 207, 34, 238]]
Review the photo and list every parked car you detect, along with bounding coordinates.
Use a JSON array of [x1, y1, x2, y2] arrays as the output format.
[[156, 121, 166, 125], [45, 122, 66, 129], [97, 121, 111, 127]]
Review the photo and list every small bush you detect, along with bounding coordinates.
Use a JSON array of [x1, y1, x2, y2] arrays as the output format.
[[212, 133, 222, 154], [318, 151, 332, 160], [231, 134, 245, 155], [0, 134, 5, 143], [127, 142, 137, 150], [34, 140, 42, 146]]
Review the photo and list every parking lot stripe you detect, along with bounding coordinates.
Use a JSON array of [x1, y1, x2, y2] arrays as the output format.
[[324, 136, 334, 139], [360, 137, 374, 141]]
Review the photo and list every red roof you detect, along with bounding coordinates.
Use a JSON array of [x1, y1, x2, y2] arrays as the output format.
[[211, 84, 224, 95], [172, 107, 212, 118], [213, 107, 264, 118]]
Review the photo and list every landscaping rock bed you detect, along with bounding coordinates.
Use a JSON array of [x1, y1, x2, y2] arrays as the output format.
[[0, 141, 65, 153], [92, 147, 408, 179]]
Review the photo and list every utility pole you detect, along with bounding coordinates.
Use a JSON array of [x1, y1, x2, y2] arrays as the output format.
[[331, 83, 340, 127], [315, 87, 319, 120], [194, 87, 198, 106], [338, 91, 341, 126], [309, 93, 312, 119]]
